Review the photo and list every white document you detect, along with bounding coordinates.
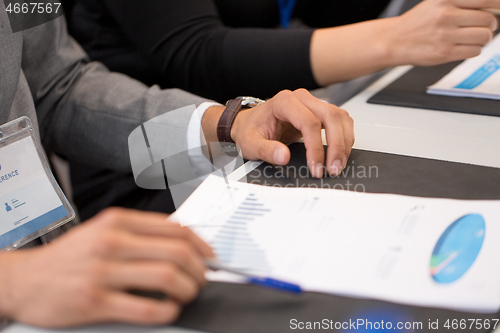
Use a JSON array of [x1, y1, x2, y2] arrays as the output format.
[[174, 175, 500, 313], [427, 34, 500, 99]]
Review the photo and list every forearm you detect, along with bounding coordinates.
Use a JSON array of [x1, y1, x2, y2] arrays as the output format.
[[150, 28, 317, 102], [22, 17, 210, 176], [311, 0, 500, 86], [310, 17, 399, 86], [100, 0, 318, 102]]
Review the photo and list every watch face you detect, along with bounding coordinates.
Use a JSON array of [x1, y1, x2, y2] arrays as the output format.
[[238, 96, 265, 108]]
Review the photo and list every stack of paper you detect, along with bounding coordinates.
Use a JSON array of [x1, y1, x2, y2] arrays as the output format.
[[427, 34, 500, 100]]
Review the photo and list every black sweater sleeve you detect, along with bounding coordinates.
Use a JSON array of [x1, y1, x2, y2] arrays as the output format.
[[82, 0, 318, 102]]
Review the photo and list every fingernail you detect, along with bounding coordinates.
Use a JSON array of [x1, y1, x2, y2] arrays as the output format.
[[314, 163, 324, 178], [330, 159, 343, 176], [342, 155, 348, 169], [273, 147, 286, 165]]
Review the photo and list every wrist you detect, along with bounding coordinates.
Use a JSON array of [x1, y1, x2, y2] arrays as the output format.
[[378, 16, 410, 67], [209, 97, 264, 146], [201, 105, 225, 145], [230, 108, 251, 145], [310, 18, 405, 85]]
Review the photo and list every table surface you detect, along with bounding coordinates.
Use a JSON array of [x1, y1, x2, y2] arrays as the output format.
[[341, 66, 500, 169], [5, 66, 500, 333], [3, 324, 204, 333]]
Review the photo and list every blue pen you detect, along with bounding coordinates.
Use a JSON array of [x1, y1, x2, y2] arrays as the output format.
[[205, 259, 302, 294]]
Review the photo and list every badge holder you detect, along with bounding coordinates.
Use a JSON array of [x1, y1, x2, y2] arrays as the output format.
[[0, 117, 75, 251]]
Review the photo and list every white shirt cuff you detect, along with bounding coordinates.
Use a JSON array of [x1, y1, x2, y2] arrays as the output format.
[[187, 102, 240, 179], [187, 102, 220, 153], [187, 102, 221, 178]]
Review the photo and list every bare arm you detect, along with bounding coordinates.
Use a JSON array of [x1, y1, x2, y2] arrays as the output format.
[[311, 0, 499, 86]]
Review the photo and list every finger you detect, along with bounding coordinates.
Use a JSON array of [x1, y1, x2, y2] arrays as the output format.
[[452, 27, 493, 45], [109, 235, 206, 286], [240, 131, 291, 165], [147, 224, 216, 259], [325, 118, 345, 176], [452, 0, 500, 10], [454, 9, 498, 30], [97, 208, 215, 258], [292, 89, 349, 176], [102, 292, 182, 325], [104, 262, 200, 304], [342, 115, 355, 168], [270, 91, 325, 178], [450, 44, 483, 59]]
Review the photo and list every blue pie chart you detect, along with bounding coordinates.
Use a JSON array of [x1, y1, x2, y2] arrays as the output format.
[[430, 214, 485, 284]]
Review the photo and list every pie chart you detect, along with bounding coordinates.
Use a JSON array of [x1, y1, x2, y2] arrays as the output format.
[[430, 214, 485, 284]]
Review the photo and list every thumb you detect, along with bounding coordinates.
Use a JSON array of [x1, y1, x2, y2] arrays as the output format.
[[242, 134, 291, 165]]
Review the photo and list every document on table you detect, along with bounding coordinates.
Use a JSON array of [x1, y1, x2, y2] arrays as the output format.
[[427, 34, 500, 99], [173, 175, 500, 313]]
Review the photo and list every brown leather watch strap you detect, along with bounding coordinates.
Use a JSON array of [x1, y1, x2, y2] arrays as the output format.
[[217, 98, 243, 143]]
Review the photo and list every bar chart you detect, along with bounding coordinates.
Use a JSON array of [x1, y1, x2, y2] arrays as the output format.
[[210, 193, 272, 275]]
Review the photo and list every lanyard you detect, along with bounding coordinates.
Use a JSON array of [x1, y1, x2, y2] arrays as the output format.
[[277, 0, 297, 29]]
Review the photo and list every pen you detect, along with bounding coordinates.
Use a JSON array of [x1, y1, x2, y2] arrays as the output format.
[[205, 259, 302, 294]]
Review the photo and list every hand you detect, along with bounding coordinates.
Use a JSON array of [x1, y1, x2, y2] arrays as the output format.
[[387, 0, 499, 66], [0, 208, 214, 328], [231, 89, 354, 178]]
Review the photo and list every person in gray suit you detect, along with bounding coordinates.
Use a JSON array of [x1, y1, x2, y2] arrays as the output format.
[[0, 3, 354, 329]]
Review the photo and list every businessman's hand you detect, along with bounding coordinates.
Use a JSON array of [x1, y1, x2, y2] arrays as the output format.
[[202, 89, 354, 178], [233, 89, 353, 178], [0, 208, 214, 328], [388, 0, 499, 66]]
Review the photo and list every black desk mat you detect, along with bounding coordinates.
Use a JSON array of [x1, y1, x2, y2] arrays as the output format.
[[177, 143, 500, 333], [367, 61, 500, 118], [242, 143, 500, 200]]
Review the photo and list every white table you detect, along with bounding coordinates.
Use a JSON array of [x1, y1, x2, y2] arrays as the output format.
[[3, 325, 204, 333], [340, 66, 500, 169], [339, 66, 500, 333]]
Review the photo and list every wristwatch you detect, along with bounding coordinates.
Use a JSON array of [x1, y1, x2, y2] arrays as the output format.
[[216, 96, 265, 143]]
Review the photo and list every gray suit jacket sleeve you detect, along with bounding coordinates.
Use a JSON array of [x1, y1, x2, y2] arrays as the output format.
[[21, 16, 209, 179]]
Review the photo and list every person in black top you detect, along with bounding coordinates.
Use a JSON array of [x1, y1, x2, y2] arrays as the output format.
[[66, 0, 498, 221], [68, 0, 389, 102], [68, 0, 497, 102]]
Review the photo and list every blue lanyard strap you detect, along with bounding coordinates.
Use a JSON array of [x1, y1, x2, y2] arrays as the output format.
[[277, 0, 297, 29]]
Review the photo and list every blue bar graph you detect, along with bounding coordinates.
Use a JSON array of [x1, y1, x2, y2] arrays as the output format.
[[210, 194, 271, 275], [455, 54, 500, 90]]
